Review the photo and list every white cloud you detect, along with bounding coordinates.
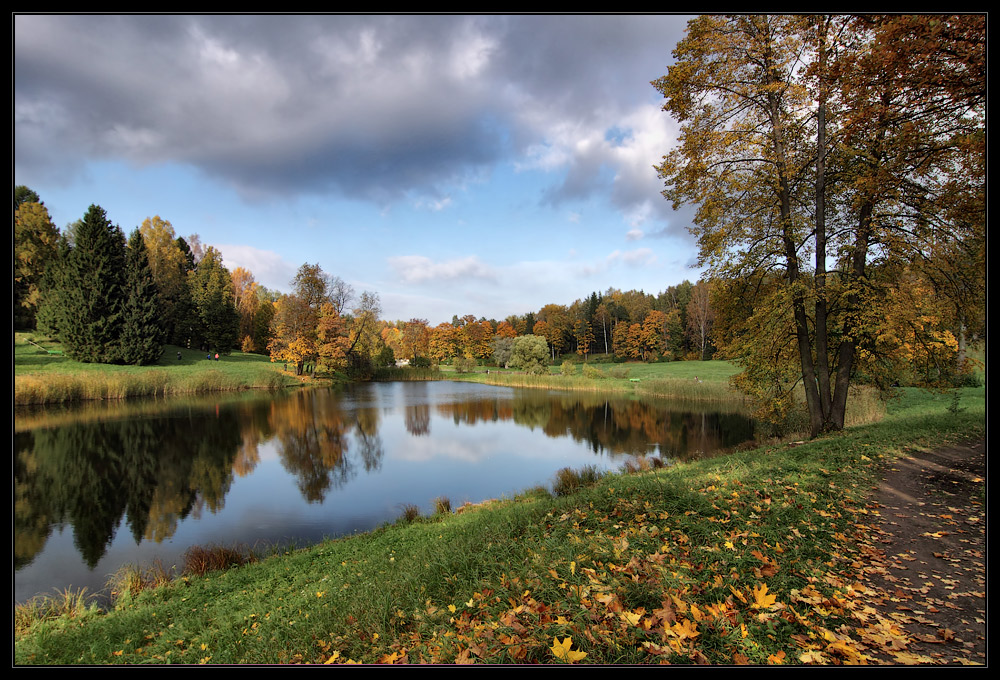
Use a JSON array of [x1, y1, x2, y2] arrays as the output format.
[[216, 244, 296, 292], [388, 254, 497, 284]]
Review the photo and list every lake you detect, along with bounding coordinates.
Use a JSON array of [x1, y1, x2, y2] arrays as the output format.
[[14, 380, 755, 604]]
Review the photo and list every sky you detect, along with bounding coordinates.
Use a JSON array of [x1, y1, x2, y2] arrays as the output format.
[[14, 14, 702, 325]]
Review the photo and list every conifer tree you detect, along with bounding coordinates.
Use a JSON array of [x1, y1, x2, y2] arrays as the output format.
[[59, 205, 127, 363], [119, 229, 164, 365], [188, 246, 239, 354]]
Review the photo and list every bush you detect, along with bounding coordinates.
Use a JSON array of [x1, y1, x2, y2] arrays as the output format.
[[453, 356, 477, 373], [410, 356, 432, 368], [582, 364, 604, 379], [608, 366, 630, 380], [561, 361, 576, 376], [397, 503, 421, 523]]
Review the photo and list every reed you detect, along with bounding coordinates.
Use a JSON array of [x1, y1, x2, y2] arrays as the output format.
[[14, 587, 97, 637], [15, 366, 292, 405], [107, 560, 173, 608], [372, 367, 443, 381]]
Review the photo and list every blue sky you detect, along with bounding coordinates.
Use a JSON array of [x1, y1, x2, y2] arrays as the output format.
[[15, 14, 702, 324]]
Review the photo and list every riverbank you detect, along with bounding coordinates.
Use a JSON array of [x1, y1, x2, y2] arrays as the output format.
[[14, 385, 984, 665], [14, 333, 299, 405]]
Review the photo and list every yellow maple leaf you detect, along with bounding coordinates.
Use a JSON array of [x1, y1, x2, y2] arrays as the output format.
[[751, 583, 777, 609], [670, 618, 700, 639], [550, 636, 587, 663], [621, 611, 642, 626]]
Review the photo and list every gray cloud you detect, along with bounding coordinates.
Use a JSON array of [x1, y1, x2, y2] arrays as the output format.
[[15, 14, 691, 212]]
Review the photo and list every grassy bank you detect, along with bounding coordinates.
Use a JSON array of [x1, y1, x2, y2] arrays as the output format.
[[14, 333, 299, 405], [14, 384, 984, 665], [444, 359, 743, 402]]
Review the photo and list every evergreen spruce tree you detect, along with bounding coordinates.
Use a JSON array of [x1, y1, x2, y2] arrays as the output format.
[[119, 229, 164, 365], [189, 246, 239, 353], [59, 205, 127, 363], [35, 234, 71, 340]]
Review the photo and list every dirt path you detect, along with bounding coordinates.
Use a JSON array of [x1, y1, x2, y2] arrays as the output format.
[[860, 440, 986, 665]]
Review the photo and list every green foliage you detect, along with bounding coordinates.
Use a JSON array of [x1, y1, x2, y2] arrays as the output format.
[[188, 247, 239, 353], [560, 361, 576, 377], [375, 344, 396, 368], [451, 355, 476, 373], [14, 184, 41, 209], [119, 229, 164, 365], [57, 205, 128, 363], [509, 334, 549, 374]]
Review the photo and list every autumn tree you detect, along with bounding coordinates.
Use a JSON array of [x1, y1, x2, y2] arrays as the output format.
[[429, 322, 459, 363], [268, 263, 349, 374], [14, 199, 60, 329], [401, 318, 431, 360], [316, 303, 351, 372], [574, 320, 595, 361], [654, 14, 984, 436], [139, 216, 197, 346], [231, 266, 261, 352], [269, 294, 316, 374], [686, 280, 715, 360]]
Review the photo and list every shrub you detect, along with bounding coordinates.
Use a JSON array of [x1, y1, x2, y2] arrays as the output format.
[[561, 361, 576, 377], [608, 366, 630, 380], [454, 356, 477, 373], [582, 364, 604, 379], [397, 503, 421, 523], [433, 496, 452, 514]]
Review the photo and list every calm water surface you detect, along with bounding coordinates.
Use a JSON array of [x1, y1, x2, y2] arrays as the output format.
[[14, 381, 754, 603]]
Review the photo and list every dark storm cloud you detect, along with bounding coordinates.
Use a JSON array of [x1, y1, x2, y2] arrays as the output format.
[[15, 14, 690, 207]]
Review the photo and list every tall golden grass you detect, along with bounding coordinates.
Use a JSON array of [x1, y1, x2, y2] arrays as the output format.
[[14, 369, 288, 405]]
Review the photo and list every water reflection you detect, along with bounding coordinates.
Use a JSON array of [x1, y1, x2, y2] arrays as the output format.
[[14, 382, 753, 602]]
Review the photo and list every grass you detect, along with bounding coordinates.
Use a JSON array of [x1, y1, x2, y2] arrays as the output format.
[[443, 359, 746, 404], [14, 332, 299, 405], [13, 382, 984, 665]]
